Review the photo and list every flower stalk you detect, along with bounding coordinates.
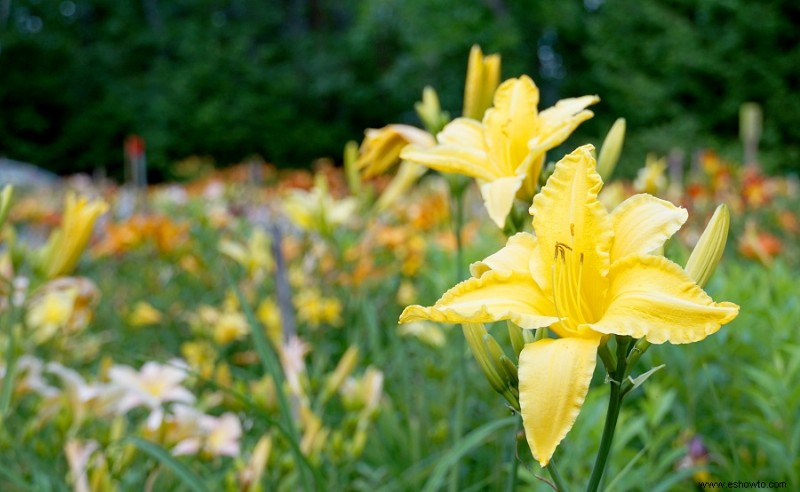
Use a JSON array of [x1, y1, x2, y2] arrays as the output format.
[[586, 336, 631, 492]]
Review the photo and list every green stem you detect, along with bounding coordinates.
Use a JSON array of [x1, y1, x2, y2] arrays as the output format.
[[547, 456, 568, 492], [453, 186, 465, 282], [504, 418, 522, 492], [449, 183, 467, 492], [0, 291, 23, 423], [586, 337, 630, 492]]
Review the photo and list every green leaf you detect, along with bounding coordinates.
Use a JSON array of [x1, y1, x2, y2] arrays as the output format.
[[125, 437, 208, 492], [422, 416, 517, 492]]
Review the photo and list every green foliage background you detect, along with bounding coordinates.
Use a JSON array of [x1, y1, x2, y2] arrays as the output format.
[[1, 0, 798, 178]]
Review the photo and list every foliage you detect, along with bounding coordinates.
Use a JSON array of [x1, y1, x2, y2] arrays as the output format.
[[2, 0, 799, 177]]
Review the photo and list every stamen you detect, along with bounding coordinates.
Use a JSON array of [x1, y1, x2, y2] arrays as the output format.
[[551, 264, 563, 322]]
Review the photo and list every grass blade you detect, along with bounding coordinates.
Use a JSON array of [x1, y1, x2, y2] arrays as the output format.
[[423, 416, 517, 492], [125, 436, 208, 492]]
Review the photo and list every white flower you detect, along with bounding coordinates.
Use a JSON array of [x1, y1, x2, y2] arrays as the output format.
[[108, 359, 195, 426]]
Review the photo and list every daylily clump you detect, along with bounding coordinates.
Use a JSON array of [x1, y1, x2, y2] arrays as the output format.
[[400, 144, 739, 466]]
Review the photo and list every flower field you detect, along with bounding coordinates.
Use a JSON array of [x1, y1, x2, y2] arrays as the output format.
[[2, 47, 800, 492]]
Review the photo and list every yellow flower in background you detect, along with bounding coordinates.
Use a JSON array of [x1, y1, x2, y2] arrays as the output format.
[[634, 153, 668, 195], [128, 301, 163, 327], [400, 145, 739, 467], [219, 227, 274, 277], [26, 277, 100, 343], [356, 124, 437, 212], [356, 124, 435, 179], [462, 44, 501, 121], [398, 320, 446, 348], [212, 311, 249, 345], [26, 287, 76, 343], [181, 340, 218, 379], [283, 174, 358, 235], [40, 193, 108, 279], [294, 289, 343, 328], [256, 298, 283, 345], [402, 76, 598, 228]]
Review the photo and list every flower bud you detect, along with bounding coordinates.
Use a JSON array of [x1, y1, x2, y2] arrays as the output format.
[[343, 140, 361, 195], [415, 86, 450, 135], [462, 45, 501, 121], [462, 323, 506, 394], [322, 346, 359, 403], [0, 185, 13, 231], [685, 204, 730, 288], [739, 103, 762, 147], [506, 320, 525, 359], [596, 118, 626, 181], [482, 333, 516, 387]]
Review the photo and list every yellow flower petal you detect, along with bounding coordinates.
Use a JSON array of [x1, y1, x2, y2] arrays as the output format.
[[528, 95, 599, 156], [375, 161, 428, 211], [610, 194, 688, 262], [399, 270, 556, 329], [531, 145, 612, 315], [519, 336, 601, 467], [479, 176, 524, 228], [588, 255, 740, 344], [400, 144, 495, 181], [484, 76, 540, 176], [357, 124, 435, 178], [436, 118, 486, 151], [470, 232, 537, 278]]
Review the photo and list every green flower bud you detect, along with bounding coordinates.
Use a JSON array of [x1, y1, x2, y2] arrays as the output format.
[[597, 118, 626, 181], [0, 185, 13, 231], [685, 204, 730, 288]]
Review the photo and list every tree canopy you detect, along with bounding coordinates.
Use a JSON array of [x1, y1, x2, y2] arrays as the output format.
[[1, 0, 798, 179]]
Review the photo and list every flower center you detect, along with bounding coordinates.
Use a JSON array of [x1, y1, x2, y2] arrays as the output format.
[[551, 232, 594, 336]]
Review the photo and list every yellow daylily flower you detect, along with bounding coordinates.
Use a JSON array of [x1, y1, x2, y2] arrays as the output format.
[[283, 174, 358, 235], [356, 124, 435, 179], [400, 144, 739, 467], [634, 153, 668, 195], [128, 301, 163, 327], [40, 193, 108, 279], [401, 76, 598, 228]]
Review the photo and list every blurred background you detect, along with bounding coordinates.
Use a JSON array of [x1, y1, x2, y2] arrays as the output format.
[[1, 0, 798, 180]]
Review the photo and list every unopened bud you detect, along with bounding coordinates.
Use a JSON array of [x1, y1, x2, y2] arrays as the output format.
[[506, 320, 525, 359], [685, 204, 730, 288], [597, 118, 626, 181], [343, 140, 361, 195], [0, 185, 13, 231], [499, 355, 519, 386], [482, 333, 515, 386], [482, 332, 520, 410], [462, 323, 505, 394], [415, 86, 450, 135], [322, 346, 359, 402], [739, 103, 762, 146], [462, 45, 501, 121]]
